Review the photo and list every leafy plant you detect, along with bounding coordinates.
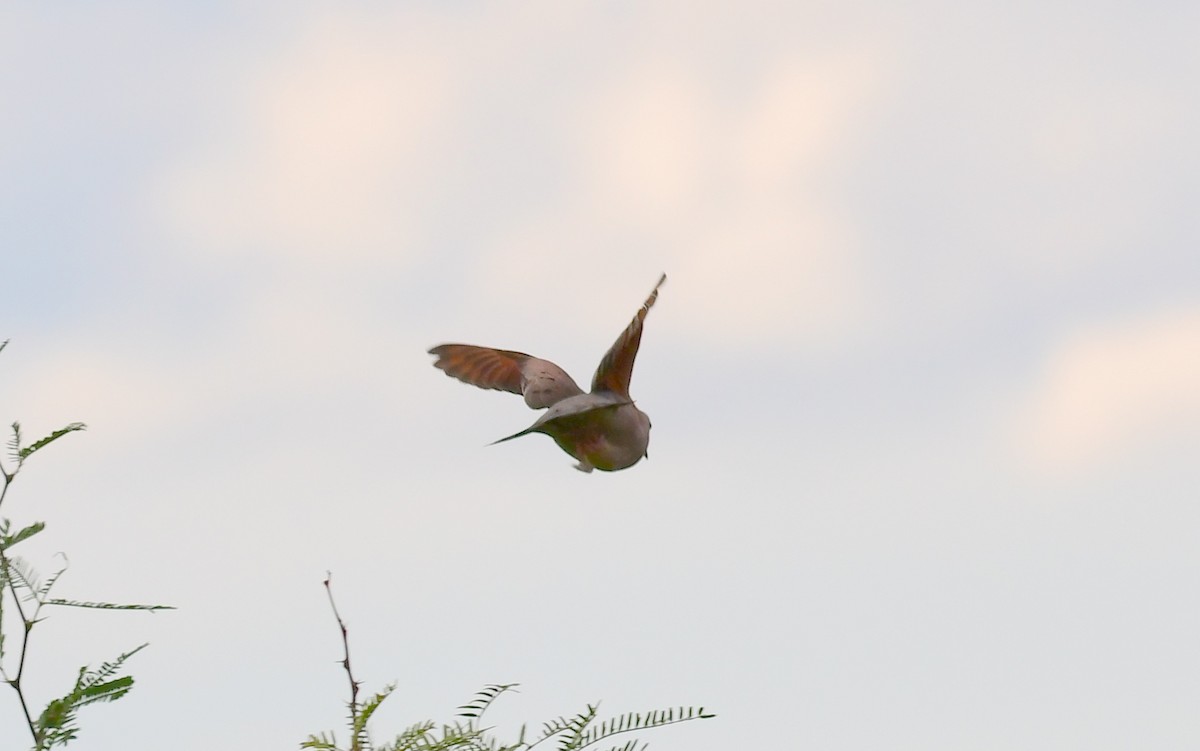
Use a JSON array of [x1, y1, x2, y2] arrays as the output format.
[[0, 340, 172, 750], [304, 574, 714, 751]]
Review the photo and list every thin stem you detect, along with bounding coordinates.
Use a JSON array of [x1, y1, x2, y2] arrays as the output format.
[[2, 457, 44, 747], [0, 465, 12, 514], [1, 551, 40, 746], [322, 572, 361, 751]]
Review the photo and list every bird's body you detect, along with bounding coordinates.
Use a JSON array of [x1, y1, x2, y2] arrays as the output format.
[[429, 274, 665, 472], [494, 394, 648, 472]]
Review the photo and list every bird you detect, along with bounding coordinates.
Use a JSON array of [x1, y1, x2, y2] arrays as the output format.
[[429, 274, 666, 472]]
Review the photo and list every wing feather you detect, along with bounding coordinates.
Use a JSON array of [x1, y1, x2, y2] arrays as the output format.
[[429, 344, 583, 409], [429, 344, 528, 395], [590, 274, 666, 397]]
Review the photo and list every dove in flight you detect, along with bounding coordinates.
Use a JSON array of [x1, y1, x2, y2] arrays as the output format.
[[429, 274, 666, 472]]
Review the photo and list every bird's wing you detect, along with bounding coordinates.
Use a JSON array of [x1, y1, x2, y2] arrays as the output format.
[[429, 344, 583, 409], [590, 273, 666, 397]]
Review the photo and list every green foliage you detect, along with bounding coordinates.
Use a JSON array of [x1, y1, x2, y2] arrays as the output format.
[[1, 520, 46, 548], [569, 705, 714, 750], [457, 684, 519, 721], [1, 343, 171, 749], [353, 684, 398, 749], [3, 421, 87, 480], [304, 580, 714, 751], [16, 422, 88, 463], [305, 683, 712, 751], [34, 645, 147, 748]]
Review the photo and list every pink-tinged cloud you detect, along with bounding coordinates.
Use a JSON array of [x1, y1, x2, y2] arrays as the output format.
[[1012, 305, 1200, 471], [474, 48, 887, 348], [153, 11, 458, 266]]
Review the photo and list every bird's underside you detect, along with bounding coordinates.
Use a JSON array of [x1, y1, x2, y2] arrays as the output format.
[[429, 274, 665, 472]]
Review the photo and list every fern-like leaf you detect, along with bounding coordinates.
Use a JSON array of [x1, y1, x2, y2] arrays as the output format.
[[596, 742, 646, 751], [351, 682, 396, 747], [8, 422, 22, 466], [0, 520, 44, 550], [390, 720, 435, 746], [301, 731, 341, 750], [35, 644, 147, 749], [38, 558, 70, 600], [44, 598, 174, 612], [435, 721, 487, 750], [82, 644, 146, 685], [552, 704, 599, 751], [575, 706, 714, 751], [70, 674, 136, 710], [19, 422, 87, 461], [36, 695, 81, 748], [383, 719, 437, 751], [4, 555, 42, 601], [378, 720, 490, 751], [527, 716, 573, 750], [457, 683, 519, 721]]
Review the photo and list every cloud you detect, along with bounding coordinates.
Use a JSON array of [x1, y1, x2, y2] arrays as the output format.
[[5, 340, 205, 449], [571, 62, 712, 223], [1010, 306, 1200, 471], [473, 47, 887, 349], [732, 51, 880, 189], [144, 6, 892, 355], [153, 10, 458, 267]]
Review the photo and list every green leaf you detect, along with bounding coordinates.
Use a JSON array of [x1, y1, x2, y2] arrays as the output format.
[[19, 422, 87, 460], [35, 557, 71, 601], [4, 555, 42, 600], [35, 645, 147, 749], [574, 705, 714, 751], [73, 675, 135, 709], [0, 520, 45, 550], [457, 683, 518, 721], [7, 422, 21, 466], [351, 683, 396, 745], [596, 742, 646, 751], [301, 731, 340, 750], [44, 598, 175, 612]]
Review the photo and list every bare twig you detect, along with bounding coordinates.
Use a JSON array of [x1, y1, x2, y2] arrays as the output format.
[[322, 572, 361, 751]]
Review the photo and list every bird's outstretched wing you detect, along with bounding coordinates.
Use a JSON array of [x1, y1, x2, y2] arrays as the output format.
[[429, 344, 583, 409], [590, 274, 666, 397]]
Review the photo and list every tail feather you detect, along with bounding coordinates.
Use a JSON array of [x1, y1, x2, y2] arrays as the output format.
[[489, 428, 535, 445]]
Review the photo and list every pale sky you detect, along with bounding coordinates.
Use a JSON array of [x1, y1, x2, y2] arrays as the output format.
[[2, 3, 1198, 749]]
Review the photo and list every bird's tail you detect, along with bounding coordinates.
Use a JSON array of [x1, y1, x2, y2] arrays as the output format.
[[488, 427, 535, 446]]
